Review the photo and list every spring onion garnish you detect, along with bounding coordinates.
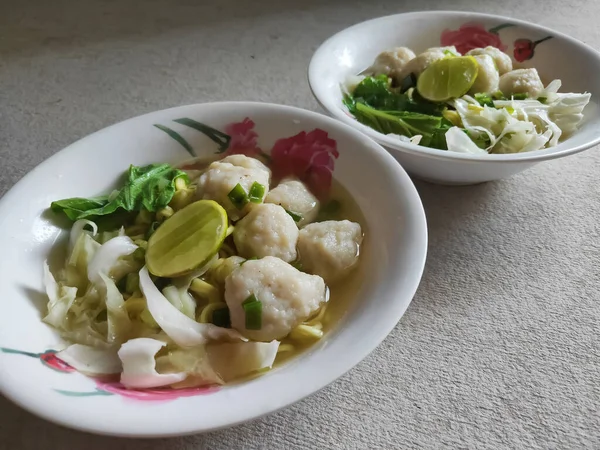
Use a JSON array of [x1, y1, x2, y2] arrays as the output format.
[[284, 209, 303, 223], [211, 307, 231, 328], [511, 93, 528, 100], [474, 93, 494, 107], [228, 183, 249, 209], [290, 260, 303, 271], [242, 294, 262, 330], [248, 182, 265, 203]]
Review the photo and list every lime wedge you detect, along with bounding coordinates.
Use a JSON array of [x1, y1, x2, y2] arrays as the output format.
[[146, 200, 228, 277], [416, 56, 479, 102]]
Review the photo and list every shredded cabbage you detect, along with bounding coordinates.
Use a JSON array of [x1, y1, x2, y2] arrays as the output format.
[[118, 338, 187, 388], [87, 236, 138, 283], [69, 219, 98, 252], [139, 266, 244, 347], [57, 344, 121, 375], [207, 341, 280, 382], [42, 262, 78, 329], [452, 80, 591, 154]]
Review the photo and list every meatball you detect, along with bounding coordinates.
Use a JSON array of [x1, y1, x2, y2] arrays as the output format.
[[368, 47, 416, 80], [233, 204, 299, 262], [425, 45, 460, 56], [196, 155, 270, 221], [499, 68, 544, 98], [225, 256, 327, 341], [401, 49, 446, 78], [264, 178, 319, 227], [298, 220, 363, 284], [468, 54, 500, 94], [467, 46, 513, 75]]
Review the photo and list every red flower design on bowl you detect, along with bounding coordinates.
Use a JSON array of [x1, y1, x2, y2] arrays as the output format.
[[94, 380, 220, 401], [270, 129, 340, 199], [513, 36, 553, 62], [40, 350, 75, 373], [224, 118, 261, 157], [441, 23, 511, 54]]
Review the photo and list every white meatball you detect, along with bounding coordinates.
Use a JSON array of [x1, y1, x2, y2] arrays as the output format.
[[233, 203, 299, 262], [196, 155, 270, 221], [499, 68, 544, 98], [225, 256, 326, 341], [401, 50, 445, 78], [469, 54, 499, 94], [264, 178, 319, 227], [369, 47, 416, 80], [467, 46, 513, 75], [298, 220, 363, 284]]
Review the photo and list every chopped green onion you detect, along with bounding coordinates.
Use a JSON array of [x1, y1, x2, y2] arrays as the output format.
[[284, 209, 303, 222], [474, 93, 494, 108], [211, 307, 231, 328], [538, 96, 547, 104], [512, 93, 528, 100], [248, 182, 265, 203], [290, 260, 303, 271], [242, 294, 262, 330], [492, 91, 507, 101], [228, 183, 249, 209]]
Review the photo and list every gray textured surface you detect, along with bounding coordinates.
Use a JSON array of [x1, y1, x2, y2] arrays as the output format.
[[1, 0, 599, 449]]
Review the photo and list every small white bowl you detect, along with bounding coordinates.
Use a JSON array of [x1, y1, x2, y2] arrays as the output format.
[[0, 102, 427, 437], [309, 11, 600, 185]]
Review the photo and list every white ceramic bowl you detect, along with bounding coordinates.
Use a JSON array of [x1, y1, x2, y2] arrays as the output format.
[[0, 102, 427, 437], [309, 11, 600, 185]]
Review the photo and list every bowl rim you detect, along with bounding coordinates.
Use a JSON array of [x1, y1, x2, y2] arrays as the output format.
[[308, 10, 600, 163], [0, 101, 428, 437]]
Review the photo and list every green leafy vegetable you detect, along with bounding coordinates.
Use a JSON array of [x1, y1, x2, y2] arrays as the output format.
[[347, 76, 444, 116], [352, 103, 444, 138], [51, 164, 188, 222], [512, 93, 528, 100], [242, 294, 262, 330], [227, 183, 249, 209]]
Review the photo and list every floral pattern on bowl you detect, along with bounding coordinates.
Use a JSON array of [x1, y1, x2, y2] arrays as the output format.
[[440, 22, 553, 62], [156, 116, 340, 199], [1, 347, 219, 400]]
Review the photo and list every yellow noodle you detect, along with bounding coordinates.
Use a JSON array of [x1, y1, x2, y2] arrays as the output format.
[[289, 324, 324, 342], [304, 304, 327, 326], [134, 209, 154, 225], [277, 344, 295, 353], [190, 278, 221, 303], [156, 206, 174, 221], [198, 302, 227, 323], [175, 177, 188, 191]]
